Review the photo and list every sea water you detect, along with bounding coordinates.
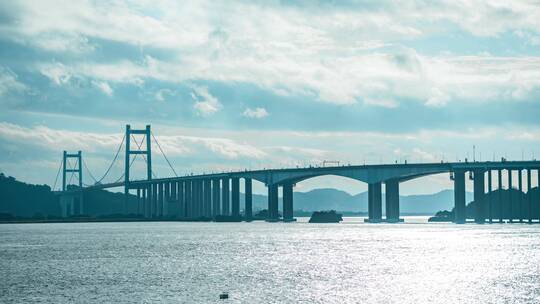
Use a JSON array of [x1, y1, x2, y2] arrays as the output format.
[[1, 217, 539, 303]]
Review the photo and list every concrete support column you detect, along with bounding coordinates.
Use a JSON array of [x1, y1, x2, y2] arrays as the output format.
[[508, 170, 513, 223], [473, 170, 485, 224], [177, 181, 184, 218], [204, 179, 212, 218], [195, 180, 203, 218], [222, 178, 230, 215], [518, 170, 523, 223], [245, 178, 253, 221], [151, 183, 158, 218], [185, 180, 192, 218], [283, 182, 294, 222], [172, 182, 177, 201], [487, 170, 492, 223], [231, 177, 240, 217], [143, 187, 149, 218], [454, 170, 466, 224], [212, 179, 220, 218], [527, 169, 532, 224], [137, 188, 141, 216], [267, 184, 279, 221], [368, 182, 382, 222], [498, 170, 503, 223], [163, 183, 168, 217], [158, 183, 165, 217], [538, 169, 540, 223], [385, 179, 400, 222]]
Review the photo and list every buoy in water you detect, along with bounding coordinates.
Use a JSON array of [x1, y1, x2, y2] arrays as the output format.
[[219, 292, 229, 299]]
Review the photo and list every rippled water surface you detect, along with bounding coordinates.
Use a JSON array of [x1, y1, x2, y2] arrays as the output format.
[[2, 217, 540, 303]]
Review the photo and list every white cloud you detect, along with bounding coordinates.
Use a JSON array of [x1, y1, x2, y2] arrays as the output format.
[[364, 98, 398, 108], [7, 1, 537, 107], [39, 62, 72, 86], [242, 107, 269, 119], [0, 0, 540, 109], [191, 85, 222, 116], [425, 87, 449, 107], [0, 67, 26, 97], [155, 89, 175, 102], [92, 80, 113, 96]]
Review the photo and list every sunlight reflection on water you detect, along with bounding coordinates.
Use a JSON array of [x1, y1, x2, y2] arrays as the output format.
[[1, 218, 539, 303]]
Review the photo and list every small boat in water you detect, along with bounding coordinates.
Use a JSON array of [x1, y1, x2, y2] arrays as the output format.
[[219, 292, 229, 299], [309, 210, 343, 223]]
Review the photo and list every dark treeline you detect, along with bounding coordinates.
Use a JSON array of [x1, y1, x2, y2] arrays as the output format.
[[0, 173, 137, 219], [433, 187, 540, 220], [0, 173, 59, 218], [465, 188, 540, 219]]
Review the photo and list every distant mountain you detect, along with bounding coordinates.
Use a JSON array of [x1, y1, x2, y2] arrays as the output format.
[[245, 188, 474, 215]]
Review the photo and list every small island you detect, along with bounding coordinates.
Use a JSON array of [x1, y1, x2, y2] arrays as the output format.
[[309, 210, 343, 223], [428, 210, 454, 222]]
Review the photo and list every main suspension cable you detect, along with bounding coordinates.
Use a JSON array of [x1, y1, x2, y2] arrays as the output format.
[[52, 158, 63, 191], [95, 134, 126, 183], [151, 132, 178, 177], [83, 159, 98, 184]]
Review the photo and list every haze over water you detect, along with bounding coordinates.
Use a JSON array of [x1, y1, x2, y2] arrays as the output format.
[[2, 217, 539, 303]]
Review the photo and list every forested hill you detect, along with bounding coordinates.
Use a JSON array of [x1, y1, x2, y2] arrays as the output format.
[[0, 173, 59, 217]]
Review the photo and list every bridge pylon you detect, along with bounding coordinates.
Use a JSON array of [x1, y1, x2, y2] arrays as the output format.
[[62, 150, 82, 191], [124, 124, 152, 213], [60, 150, 84, 217]]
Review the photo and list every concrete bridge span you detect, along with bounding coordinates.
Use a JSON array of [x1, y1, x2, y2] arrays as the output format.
[[56, 125, 540, 224], [61, 160, 539, 224]]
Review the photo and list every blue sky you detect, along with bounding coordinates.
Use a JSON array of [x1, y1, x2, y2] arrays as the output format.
[[0, 0, 539, 195]]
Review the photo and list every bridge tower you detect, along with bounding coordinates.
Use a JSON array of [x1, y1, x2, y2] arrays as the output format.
[[124, 125, 152, 213], [60, 150, 83, 217], [62, 150, 82, 190]]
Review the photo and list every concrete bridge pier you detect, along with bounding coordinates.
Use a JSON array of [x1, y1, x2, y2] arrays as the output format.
[[366, 182, 382, 223], [195, 180, 201, 217], [143, 187, 149, 218], [473, 170, 485, 224], [191, 180, 197, 218], [385, 180, 401, 222], [537, 169, 540, 223], [527, 169, 532, 223], [518, 170, 523, 223], [267, 184, 279, 221], [151, 183, 158, 218], [244, 178, 253, 221], [498, 170, 503, 223], [454, 170, 466, 224], [487, 171, 492, 223], [282, 182, 294, 222], [204, 179, 212, 218], [212, 179, 220, 218], [171, 181, 177, 203], [177, 181, 185, 218], [185, 180, 192, 218], [232, 177, 240, 217], [508, 170, 513, 223], [161, 182, 168, 217], [222, 178, 230, 215], [136, 188, 141, 216]]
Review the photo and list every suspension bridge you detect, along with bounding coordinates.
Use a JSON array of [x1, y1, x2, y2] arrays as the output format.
[[55, 124, 540, 224]]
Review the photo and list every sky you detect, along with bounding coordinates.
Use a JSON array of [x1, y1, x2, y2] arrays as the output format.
[[0, 0, 539, 195]]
